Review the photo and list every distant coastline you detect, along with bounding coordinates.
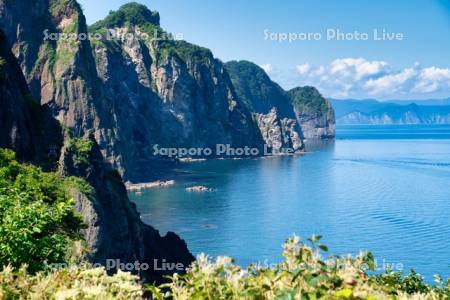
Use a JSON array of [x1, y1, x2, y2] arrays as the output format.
[[331, 99, 450, 125]]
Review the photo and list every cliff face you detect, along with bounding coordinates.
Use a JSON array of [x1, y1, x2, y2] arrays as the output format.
[[88, 5, 264, 179], [0, 30, 38, 160], [1, 1, 265, 181], [225, 61, 335, 145], [225, 60, 304, 152], [59, 134, 194, 283], [0, 0, 194, 282], [0, 0, 106, 135], [288, 87, 336, 139], [1, 1, 335, 180]]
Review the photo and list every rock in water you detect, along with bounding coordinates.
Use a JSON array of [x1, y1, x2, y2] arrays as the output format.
[[186, 186, 215, 192]]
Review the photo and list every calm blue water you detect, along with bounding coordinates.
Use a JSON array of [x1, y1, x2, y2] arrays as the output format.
[[130, 125, 450, 280]]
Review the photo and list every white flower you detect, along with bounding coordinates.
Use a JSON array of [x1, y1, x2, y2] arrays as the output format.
[[215, 256, 232, 268], [55, 289, 79, 300]]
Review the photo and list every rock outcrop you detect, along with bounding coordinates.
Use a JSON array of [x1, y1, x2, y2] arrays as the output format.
[[225, 60, 335, 147], [186, 185, 215, 192], [59, 134, 194, 283], [254, 108, 303, 153], [88, 4, 264, 179], [225, 60, 305, 153], [288, 87, 336, 139]]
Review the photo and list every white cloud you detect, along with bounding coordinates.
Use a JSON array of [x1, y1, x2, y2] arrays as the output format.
[[312, 65, 326, 77], [329, 58, 389, 80], [413, 67, 450, 93], [271, 58, 450, 99], [295, 63, 311, 75], [364, 67, 416, 96]]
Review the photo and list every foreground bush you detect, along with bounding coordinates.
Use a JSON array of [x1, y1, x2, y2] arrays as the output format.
[[0, 148, 85, 272], [149, 236, 450, 300], [0, 266, 143, 299], [1, 236, 448, 300]]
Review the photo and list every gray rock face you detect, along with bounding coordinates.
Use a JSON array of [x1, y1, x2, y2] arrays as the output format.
[[288, 86, 336, 140], [254, 108, 303, 153], [225, 61, 305, 152], [0, 0, 104, 135], [225, 61, 335, 148], [91, 26, 263, 179], [0, 1, 194, 282], [294, 108, 336, 140], [0, 29, 38, 160], [60, 135, 194, 283]]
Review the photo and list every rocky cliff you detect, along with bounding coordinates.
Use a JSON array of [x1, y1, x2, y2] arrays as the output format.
[[58, 133, 194, 283], [288, 86, 336, 139], [0, 6, 194, 282], [225, 61, 335, 143], [225, 60, 303, 152], [1, 1, 335, 180], [88, 3, 264, 179], [0, 1, 266, 181], [0, 29, 38, 160]]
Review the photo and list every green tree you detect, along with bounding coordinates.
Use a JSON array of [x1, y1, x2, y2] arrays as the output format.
[[0, 149, 84, 273]]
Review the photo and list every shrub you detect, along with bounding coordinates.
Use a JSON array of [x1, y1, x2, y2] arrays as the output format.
[[68, 137, 94, 166], [0, 148, 84, 273], [89, 2, 160, 31], [0, 266, 143, 299], [148, 235, 450, 299]]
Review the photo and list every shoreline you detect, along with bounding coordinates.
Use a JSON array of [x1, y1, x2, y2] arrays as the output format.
[[126, 151, 315, 192], [125, 147, 329, 192]]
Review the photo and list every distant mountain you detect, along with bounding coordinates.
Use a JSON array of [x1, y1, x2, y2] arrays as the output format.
[[389, 99, 450, 106], [331, 99, 450, 125]]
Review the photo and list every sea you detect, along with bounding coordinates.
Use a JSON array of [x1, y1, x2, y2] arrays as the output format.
[[129, 124, 450, 281]]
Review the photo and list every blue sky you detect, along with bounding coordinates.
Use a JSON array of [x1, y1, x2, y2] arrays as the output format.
[[78, 0, 450, 100]]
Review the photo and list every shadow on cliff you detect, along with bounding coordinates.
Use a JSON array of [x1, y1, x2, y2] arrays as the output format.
[[0, 29, 194, 284]]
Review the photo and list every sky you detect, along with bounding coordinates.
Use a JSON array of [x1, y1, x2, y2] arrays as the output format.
[[78, 0, 450, 100]]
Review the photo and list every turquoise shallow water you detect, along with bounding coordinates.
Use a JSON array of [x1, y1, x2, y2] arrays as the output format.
[[129, 125, 450, 280]]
